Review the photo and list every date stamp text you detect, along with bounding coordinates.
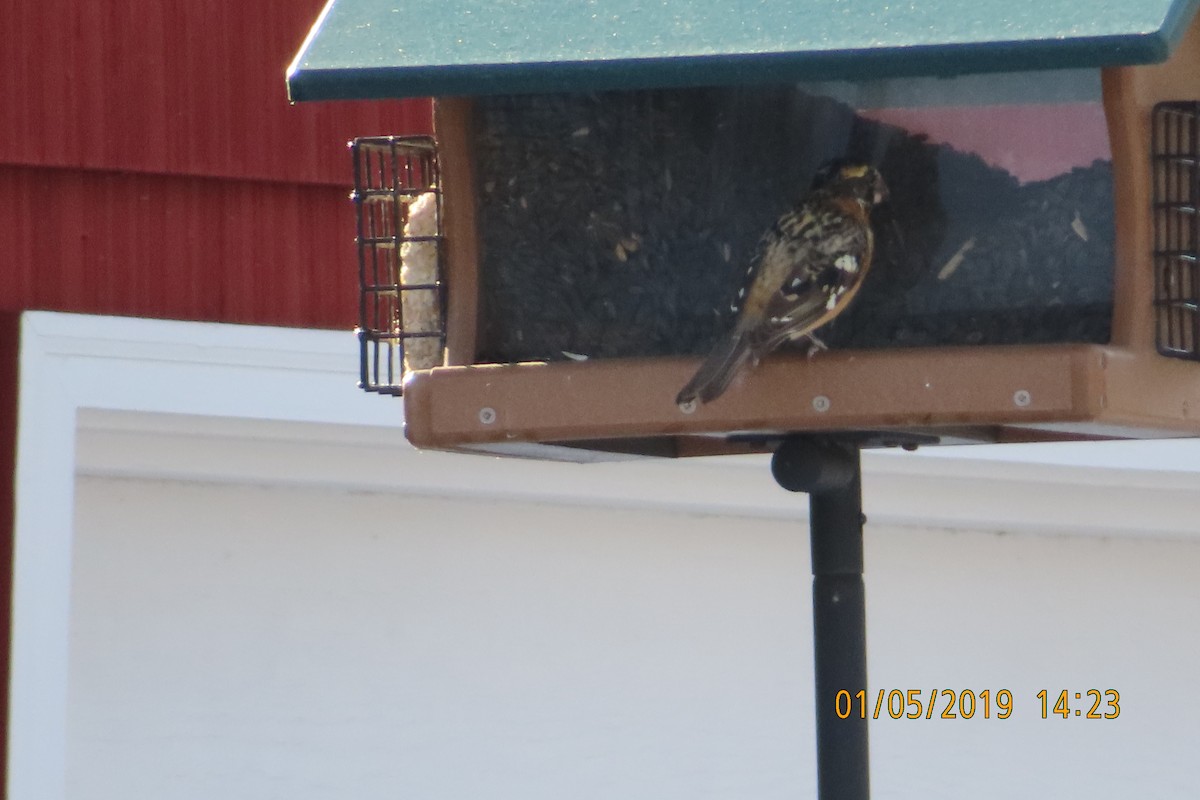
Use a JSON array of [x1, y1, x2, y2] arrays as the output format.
[[835, 689, 1121, 720]]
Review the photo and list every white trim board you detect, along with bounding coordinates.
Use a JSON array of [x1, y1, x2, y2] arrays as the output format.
[[74, 408, 1200, 539], [10, 312, 400, 800], [11, 310, 1200, 799]]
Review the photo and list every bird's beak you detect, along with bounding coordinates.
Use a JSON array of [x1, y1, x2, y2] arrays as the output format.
[[873, 180, 889, 206]]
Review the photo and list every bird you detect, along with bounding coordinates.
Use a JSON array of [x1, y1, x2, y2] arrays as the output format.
[[675, 162, 889, 407]]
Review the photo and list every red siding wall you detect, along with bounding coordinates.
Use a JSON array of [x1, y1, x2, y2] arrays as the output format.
[[1, 5, 428, 789], [0, 165, 366, 327], [1, 0, 431, 328]]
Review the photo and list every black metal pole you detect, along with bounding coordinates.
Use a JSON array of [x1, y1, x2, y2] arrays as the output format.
[[771, 437, 869, 800]]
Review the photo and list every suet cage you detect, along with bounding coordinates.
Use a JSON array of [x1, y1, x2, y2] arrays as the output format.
[[295, 1, 1200, 460], [352, 136, 444, 394], [1154, 101, 1200, 361]]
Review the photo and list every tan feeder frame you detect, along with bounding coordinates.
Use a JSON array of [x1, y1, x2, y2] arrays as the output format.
[[392, 21, 1200, 460]]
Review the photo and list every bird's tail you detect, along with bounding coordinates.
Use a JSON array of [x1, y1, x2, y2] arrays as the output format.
[[675, 330, 754, 406]]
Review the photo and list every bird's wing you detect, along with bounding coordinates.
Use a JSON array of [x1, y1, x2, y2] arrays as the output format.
[[749, 220, 870, 353]]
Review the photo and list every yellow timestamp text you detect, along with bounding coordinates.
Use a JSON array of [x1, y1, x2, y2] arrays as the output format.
[[834, 689, 1121, 720], [1037, 689, 1120, 719]]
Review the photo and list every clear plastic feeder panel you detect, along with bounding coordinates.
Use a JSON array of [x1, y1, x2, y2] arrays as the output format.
[[468, 71, 1114, 364]]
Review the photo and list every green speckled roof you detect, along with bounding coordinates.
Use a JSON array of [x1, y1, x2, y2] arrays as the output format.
[[287, 0, 1200, 101]]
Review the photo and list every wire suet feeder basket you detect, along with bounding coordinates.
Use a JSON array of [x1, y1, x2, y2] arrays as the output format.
[[352, 135, 445, 395]]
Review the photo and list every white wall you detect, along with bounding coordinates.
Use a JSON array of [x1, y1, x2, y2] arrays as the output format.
[[12, 312, 1200, 800], [68, 470, 1200, 799]]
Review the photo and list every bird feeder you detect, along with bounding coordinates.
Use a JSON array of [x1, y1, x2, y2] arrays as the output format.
[[289, 0, 1200, 461], [289, 7, 1200, 799]]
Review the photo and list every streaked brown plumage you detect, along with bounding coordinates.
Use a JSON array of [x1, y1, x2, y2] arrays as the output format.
[[676, 162, 888, 407]]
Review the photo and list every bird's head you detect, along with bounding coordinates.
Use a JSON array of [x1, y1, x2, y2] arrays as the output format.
[[811, 161, 889, 208]]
